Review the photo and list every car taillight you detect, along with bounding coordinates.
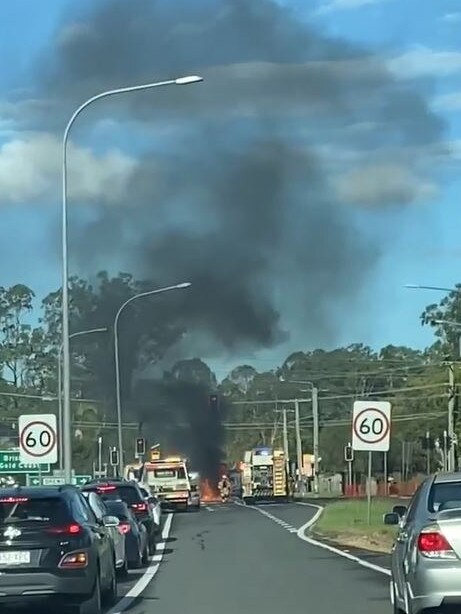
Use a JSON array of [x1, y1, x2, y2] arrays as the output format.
[[118, 522, 131, 535], [132, 502, 147, 513], [59, 551, 88, 569], [418, 529, 457, 559], [46, 523, 82, 536], [96, 485, 117, 493]]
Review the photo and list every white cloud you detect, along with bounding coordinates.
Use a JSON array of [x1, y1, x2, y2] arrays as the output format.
[[334, 163, 438, 207], [0, 133, 136, 205], [434, 91, 461, 111], [441, 12, 461, 23], [317, 0, 389, 14], [388, 45, 461, 78]]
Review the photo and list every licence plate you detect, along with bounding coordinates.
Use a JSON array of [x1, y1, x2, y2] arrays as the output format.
[[0, 551, 30, 565]]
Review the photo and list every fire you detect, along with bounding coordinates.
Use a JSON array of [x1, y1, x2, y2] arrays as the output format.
[[200, 479, 220, 503]]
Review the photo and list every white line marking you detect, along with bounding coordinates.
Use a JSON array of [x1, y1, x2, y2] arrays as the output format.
[[240, 500, 391, 577], [107, 513, 173, 614], [295, 504, 391, 577], [205, 505, 214, 512]]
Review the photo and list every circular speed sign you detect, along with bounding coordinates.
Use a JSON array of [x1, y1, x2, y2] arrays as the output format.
[[19, 419, 57, 460], [353, 408, 390, 445]]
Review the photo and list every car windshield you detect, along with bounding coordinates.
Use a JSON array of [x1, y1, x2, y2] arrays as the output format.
[[0, 497, 70, 524], [429, 481, 461, 512]]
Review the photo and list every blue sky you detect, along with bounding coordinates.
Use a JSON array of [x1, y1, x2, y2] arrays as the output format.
[[1, 0, 461, 376]]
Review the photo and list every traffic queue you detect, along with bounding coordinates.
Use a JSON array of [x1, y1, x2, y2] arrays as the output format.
[[0, 476, 161, 614]]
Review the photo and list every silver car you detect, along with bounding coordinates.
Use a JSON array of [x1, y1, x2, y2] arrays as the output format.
[[386, 471, 461, 613], [138, 485, 162, 534], [82, 490, 127, 575]]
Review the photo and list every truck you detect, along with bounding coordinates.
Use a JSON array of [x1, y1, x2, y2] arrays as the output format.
[[241, 447, 289, 504], [139, 455, 193, 511]]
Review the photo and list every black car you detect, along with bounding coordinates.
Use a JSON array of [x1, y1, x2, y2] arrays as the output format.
[[82, 478, 156, 555], [103, 499, 149, 569], [0, 485, 117, 614]]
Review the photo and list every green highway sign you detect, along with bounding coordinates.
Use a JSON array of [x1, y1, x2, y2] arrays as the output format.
[[41, 477, 64, 486], [0, 451, 50, 474], [73, 475, 92, 487], [40, 475, 92, 487]]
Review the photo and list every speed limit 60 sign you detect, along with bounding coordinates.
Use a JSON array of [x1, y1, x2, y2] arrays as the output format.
[[19, 414, 58, 465], [352, 401, 391, 452]]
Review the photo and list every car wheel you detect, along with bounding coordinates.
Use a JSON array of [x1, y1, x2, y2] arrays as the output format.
[[141, 542, 149, 566], [102, 562, 117, 607], [117, 557, 128, 579], [148, 535, 156, 556], [130, 552, 142, 569], [79, 573, 102, 614]]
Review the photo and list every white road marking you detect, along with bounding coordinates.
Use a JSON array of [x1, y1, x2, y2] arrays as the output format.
[[238, 500, 391, 577], [296, 505, 391, 577], [107, 513, 173, 614], [205, 505, 214, 512]]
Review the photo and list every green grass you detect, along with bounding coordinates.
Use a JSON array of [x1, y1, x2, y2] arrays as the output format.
[[314, 499, 398, 551]]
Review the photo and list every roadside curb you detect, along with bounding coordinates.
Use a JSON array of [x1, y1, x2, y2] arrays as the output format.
[[295, 503, 391, 577]]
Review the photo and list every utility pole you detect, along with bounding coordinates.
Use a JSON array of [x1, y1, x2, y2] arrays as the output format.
[[312, 386, 320, 494], [426, 430, 431, 475], [282, 408, 290, 476], [448, 362, 456, 472], [294, 400, 303, 481]]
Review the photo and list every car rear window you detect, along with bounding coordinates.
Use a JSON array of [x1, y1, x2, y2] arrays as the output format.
[[0, 497, 70, 524], [428, 481, 461, 512], [104, 500, 130, 519], [86, 484, 141, 505]]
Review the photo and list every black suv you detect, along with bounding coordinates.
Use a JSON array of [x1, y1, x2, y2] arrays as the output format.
[[0, 485, 117, 614], [82, 478, 156, 555]]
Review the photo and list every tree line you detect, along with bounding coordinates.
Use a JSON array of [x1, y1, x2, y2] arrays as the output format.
[[0, 275, 460, 476]]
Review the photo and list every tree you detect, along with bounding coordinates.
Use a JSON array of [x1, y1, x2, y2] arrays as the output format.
[[421, 285, 461, 359]]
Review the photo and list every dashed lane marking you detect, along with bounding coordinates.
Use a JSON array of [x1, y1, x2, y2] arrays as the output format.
[[236, 501, 391, 577]]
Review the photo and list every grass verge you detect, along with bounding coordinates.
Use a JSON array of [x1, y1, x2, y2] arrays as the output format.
[[313, 498, 398, 553]]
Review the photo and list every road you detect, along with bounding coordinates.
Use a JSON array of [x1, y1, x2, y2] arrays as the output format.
[[118, 501, 392, 614]]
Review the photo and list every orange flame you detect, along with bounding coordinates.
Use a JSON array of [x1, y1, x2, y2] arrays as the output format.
[[200, 479, 220, 503]]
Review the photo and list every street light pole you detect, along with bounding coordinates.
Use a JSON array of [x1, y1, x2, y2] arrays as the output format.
[[61, 75, 203, 482], [114, 283, 191, 475], [57, 327, 108, 470]]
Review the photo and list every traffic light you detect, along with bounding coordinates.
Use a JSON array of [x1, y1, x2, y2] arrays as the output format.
[[135, 437, 146, 457], [344, 444, 354, 463], [209, 394, 219, 411], [110, 447, 119, 467]]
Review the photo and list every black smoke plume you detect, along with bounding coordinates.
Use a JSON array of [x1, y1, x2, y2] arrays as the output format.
[[18, 0, 446, 468]]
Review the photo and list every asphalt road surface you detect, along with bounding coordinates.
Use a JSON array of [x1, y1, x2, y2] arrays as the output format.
[[119, 501, 392, 614]]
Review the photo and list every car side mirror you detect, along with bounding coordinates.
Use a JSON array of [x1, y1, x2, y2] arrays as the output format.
[[147, 496, 155, 504], [383, 512, 400, 526], [392, 505, 407, 518], [103, 515, 120, 528]]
